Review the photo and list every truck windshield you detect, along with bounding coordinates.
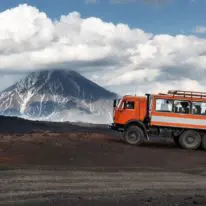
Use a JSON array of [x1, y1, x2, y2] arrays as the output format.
[[117, 98, 123, 108]]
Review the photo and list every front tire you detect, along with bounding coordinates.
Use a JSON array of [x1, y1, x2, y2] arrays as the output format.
[[179, 130, 201, 150], [124, 126, 144, 145]]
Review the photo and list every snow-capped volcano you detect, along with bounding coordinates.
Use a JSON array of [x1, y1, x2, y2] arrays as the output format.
[[0, 70, 117, 124]]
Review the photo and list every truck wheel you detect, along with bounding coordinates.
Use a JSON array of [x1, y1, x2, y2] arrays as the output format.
[[201, 134, 206, 150], [179, 130, 201, 150], [124, 126, 144, 145]]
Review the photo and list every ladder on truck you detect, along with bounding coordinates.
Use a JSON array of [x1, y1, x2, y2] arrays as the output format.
[[168, 90, 206, 99]]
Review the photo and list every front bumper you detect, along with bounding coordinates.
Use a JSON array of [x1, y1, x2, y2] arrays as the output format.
[[109, 123, 124, 131], [110, 123, 117, 130]]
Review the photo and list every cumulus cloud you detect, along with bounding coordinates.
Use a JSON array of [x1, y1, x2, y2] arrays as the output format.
[[110, 0, 172, 4], [85, 0, 172, 4], [85, 0, 97, 3], [0, 4, 206, 95], [193, 26, 206, 34]]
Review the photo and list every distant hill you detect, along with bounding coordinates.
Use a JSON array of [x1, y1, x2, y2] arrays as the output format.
[[0, 70, 117, 124], [0, 115, 111, 134]]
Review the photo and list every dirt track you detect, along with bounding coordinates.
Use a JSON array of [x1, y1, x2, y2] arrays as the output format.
[[1, 127, 206, 205], [1, 169, 206, 206]]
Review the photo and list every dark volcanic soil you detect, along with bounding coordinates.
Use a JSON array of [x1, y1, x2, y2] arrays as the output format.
[[0, 116, 206, 205]]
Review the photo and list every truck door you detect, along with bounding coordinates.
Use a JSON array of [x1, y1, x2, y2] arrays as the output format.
[[117, 100, 139, 124]]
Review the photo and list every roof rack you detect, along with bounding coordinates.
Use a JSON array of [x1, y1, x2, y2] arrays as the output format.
[[167, 90, 206, 98]]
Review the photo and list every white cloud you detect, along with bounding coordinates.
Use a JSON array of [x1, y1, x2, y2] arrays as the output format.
[[193, 26, 206, 34], [85, 0, 97, 3], [0, 4, 206, 95], [110, 0, 171, 4]]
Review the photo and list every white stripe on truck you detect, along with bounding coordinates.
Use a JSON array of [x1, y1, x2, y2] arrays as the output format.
[[151, 115, 206, 126]]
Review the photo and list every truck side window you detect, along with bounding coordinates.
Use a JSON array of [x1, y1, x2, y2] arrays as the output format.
[[192, 102, 206, 115], [174, 100, 190, 114], [156, 99, 173, 112], [124, 101, 135, 109]]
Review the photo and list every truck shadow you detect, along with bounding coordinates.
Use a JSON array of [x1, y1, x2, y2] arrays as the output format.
[[107, 138, 205, 152], [140, 141, 178, 149], [107, 138, 180, 150]]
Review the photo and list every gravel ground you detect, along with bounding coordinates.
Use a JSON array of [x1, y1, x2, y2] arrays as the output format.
[[0, 169, 206, 205], [0, 123, 206, 205]]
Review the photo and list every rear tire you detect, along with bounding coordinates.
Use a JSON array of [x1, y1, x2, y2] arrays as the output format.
[[179, 130, 201, 150], [124, 126, 144, 145]]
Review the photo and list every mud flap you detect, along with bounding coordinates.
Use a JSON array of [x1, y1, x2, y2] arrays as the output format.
[[202, 134, 206, 150]]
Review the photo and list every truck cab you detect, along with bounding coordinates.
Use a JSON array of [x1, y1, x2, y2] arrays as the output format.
[[112, 95, 148, 130]]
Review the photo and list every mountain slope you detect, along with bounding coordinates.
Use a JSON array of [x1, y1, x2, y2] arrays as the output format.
[[0, 70, 117, 124]]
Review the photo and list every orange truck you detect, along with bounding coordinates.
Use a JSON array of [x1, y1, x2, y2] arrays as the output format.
[[111, 90, 206, 150]]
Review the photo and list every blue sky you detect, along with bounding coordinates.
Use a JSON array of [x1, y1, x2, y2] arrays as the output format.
[[0, 0, 206, 35], [0, 0, 206, 94]]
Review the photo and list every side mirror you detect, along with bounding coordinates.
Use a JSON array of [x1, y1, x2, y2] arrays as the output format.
[[113, 99, 117, 108]]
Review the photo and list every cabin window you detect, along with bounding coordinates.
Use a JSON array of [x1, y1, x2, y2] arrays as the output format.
[[156, 99, 173, 112], [117, 98, 123, 108], [174, 100, 190, 114], [149, 96, 153, 113], [124, 101, 135, 110], [192, 102, 206, 115]]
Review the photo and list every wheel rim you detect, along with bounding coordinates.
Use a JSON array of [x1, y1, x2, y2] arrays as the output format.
[[185, 134, 196, 144], [127, 131, 140, 144], [183, 132, 201, 149]]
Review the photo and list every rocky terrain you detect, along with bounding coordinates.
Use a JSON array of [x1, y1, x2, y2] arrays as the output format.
[[0, 116, 206, 205]]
